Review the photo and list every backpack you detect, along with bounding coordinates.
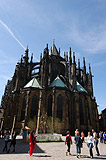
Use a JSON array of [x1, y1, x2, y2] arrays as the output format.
[[66, 136, 70, 143], [78, 137, 82, 147]]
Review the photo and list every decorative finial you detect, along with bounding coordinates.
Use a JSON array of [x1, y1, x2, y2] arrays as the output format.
[[73, 52, 75, 63], [53, 39, 55, 45], [59, 48, 60, 56], [25, 44, 29, 53], [78, 59, 80, 68]]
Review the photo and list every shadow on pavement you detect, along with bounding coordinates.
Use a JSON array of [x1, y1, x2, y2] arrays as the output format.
[[0, 139, 45, 154], [33, 155, 51, 157], [70, 154, 106, 159], [81, 155, 106, 159]]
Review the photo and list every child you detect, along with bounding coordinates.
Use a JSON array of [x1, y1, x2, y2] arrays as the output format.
[[65, 131, 72, 156]]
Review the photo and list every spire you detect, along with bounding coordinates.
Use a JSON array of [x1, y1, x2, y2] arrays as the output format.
[[40, 53, 42, 61], [30, 53, 33, 63], [46, 43, 48, 50], [77, 59, 81, 83], [44, 43, 49, 57], [59, 48, 60, 56], [78, 59, 80, 69], [53, 39, 55, 45], [64, 52, 65, 59], [89, 63, 91, 75], [66, 52, 68, 61], [83, 57, 86, 73], [49, 43, 59, 56], [23, 45, 29, 65], [88, 63, 93, 96], [25, 44, 29, 55], [69, 47, 72, 64], [83, 57, 85, 67], [21, 55, 23, 64], [73, 52, 75, 64]]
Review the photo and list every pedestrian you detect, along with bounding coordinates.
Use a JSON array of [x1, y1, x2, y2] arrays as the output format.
[[87, 131, 94, 159], [29, 130, 37, 156], [7, 130, 17, 153], [103, 132, 106, 144], [2, 131, 10, 152], [2, 130, 4, 138], [81, 131, 85, 143], [65, 131, 72, 156], [75, 131, 82, 158], [75, 129, 79, 136], [99, 131, 103, 143], [92, 129, 100, 156], [0, 130, 1, 138]]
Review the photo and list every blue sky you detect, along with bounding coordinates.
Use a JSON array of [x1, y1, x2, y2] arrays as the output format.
[[0, 0, 106, 112]]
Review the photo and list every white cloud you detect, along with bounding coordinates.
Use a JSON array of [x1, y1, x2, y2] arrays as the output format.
[[0, 19, 26, 50], [67, 21, 106, 54], [92, 61, 106, 67]]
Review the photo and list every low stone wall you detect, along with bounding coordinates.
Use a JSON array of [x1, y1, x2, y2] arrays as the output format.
[[36, 133, 62, 142]]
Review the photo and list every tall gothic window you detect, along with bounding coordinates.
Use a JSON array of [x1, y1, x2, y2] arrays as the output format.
[[67, 100, 70, 118], [86, 101, 91, 126], [73, 98, 76, 129], [20, 95, 26, 121], [57, 94, 63, 121], [79, 99, 84, 125], [30, 95, 38, 119], [47, 95, 52, 117]]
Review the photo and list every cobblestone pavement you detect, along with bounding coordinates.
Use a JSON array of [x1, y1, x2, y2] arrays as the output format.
[[0, 137, 106, 160]]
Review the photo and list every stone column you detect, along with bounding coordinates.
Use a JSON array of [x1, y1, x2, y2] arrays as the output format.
[[75, 94, 80, 130], [36, 90, 42, 134], [25, 90, 30, 124], [52, 88, 56, 129]]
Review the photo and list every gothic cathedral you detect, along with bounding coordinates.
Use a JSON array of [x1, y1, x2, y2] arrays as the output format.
[[1, 43, 99, 135]]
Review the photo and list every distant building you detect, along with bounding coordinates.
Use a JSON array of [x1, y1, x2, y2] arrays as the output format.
[[99, 108, 106, 131], [1, 43, 99, 134]]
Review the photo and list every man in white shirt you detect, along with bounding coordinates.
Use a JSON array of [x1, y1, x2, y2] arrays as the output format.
[[87, 132, 94, 159]]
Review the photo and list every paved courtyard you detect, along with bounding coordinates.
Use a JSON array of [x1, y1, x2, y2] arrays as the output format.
[[0, 137, 106, 160]]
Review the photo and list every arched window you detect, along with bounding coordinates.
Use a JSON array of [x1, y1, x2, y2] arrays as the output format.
[[67, 99, 70, 118], [20, 95, 26, 121], [73, 98, 76, 129], [47, 95, 52, 117], [30, 95, 38, 119], [79, 99, 84, 125], [57, 94, 63, 121]]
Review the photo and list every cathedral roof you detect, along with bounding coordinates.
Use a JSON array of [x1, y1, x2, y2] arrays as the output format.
[[77, 82, 87, 93], [49, 44, 59, 56], [48, 76, 67, 88], [24, 77, 42, 89]]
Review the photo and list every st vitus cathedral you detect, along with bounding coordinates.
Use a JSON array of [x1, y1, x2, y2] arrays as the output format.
[[1, 43, 99, 135]]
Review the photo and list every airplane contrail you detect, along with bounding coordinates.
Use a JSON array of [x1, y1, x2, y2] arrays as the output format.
[[0, 19, 26, 50]]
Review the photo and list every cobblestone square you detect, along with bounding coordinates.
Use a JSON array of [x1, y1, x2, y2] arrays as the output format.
[[0, 137, 106, 160]]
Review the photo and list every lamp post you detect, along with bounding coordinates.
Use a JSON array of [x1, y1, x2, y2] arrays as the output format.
[[11, 115, 16, 138]]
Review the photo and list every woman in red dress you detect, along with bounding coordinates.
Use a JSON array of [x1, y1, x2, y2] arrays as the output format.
[[29, 130, 37, 156]]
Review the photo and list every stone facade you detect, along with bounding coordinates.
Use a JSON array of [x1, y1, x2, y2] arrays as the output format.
[[1, 43, 99, 135]]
